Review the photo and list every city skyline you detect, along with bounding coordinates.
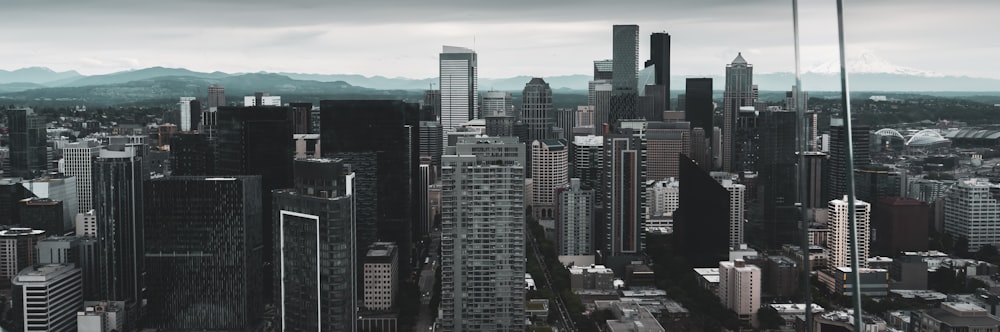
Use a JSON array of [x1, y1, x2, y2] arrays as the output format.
[[0, 1, 996, 79]]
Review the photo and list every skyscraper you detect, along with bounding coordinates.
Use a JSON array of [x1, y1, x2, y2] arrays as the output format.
[[753, 110, 798, 249], [289, 102, 313, 135], [592, 83, 613, 135], [92, 150, 143, 327], [603, 130, 645, 258], [441, 137, 525, 332], [827, 118, 871, 202], [647, 32, 671, 99], [828, 196, 871, 269], [0, 228, 45, 288], [685, 78, 713, 160], [645, 122, 691, 180], [169, 133, 215, 176], [439, 45, 478, 145], [207, 84, 225, 108], [610, 25, 639, 127], [593, 59, 613, 80], [320, 100, 419, 272], [572, 135, 604, 201], [556, 178, 595, 256], [179, 97, 197, 132], [531, 139, 569, 220], [144, 176, 263, 330], [522, 78, 554, 142], [419, 121, 443, 167], [273, 159, 357, 331], [719, 178, 747, 249], [363, 242, 398, 311], [675, 155, 729, 267], [4, 108, 48, 179], [722, 53, 754, 173], [481, 90, 513, 118]]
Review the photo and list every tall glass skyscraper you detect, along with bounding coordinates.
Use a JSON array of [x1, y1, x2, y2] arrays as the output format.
[[610, 25, 639, 126], [441, 137, 525, 332], [439, 45, 477, 146], [722, 53, 754, 173], [4, 108, 48, 179], [93, 150, 143, 329], [521, 77, 554, 143], [143, 176, 263, 330]]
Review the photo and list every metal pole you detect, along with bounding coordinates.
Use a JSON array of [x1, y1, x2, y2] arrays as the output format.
[[835, 0, 864, 330], [792, 0, 813, 330]]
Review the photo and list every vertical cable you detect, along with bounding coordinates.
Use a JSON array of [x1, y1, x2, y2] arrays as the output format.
[[791, 0, 813, 330], [835, 0, 864, 330]]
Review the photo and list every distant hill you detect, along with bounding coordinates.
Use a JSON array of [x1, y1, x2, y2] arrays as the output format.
[[0, 67, 82, 85], [57, 67, 231, 87], [0, 82, 46, 93]]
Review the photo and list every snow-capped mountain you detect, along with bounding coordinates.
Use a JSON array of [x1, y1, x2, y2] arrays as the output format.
[[807, 52, 942, 77]]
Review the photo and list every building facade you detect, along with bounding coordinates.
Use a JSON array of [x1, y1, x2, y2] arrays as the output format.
[[531, 139, 568, 220], [61, 142, 99, 213], [556, 179, 595, 256], [4, 108, 48, 179], [92, 151, 144, 326], [721, 54, 754, 173], [718, 260, 761, 324], [363, 242, 398, 311], [944, 178, 1000, 252], [828, 196, 871, 268], [603, 131, 645, 257], [522, 78, 554, 143], [11, 264, 82, 332], [440, 45, 478, 145]]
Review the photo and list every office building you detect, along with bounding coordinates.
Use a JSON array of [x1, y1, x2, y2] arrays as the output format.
[[855, 165, 906, 203], [207, 84, 225, 108], [4, 108, 48, 179], [603, 130, 645, 257], [481, 90, 512, 118], [144, 176, 263, 330], [555, 108, 576, 142], [722, 53, 754, 173], [675, 155, 730, 267], [364, 242, 398, 311], [819, 267, 888, 297], [76, 301, 126, 332], [556, 179, 595, 256], [92, 151, 143, 326], [646, 178, 679, 220], [910, 302, 1000, 331], [21, 176, 77, 234], [17, 198, 64, 236], [274, 159, 357, 331], [828, 196, 871, 268], [320, 100, 419, 271], [531, 139, 568, 220], [592, 82, 613, 135], [75, 210, 96, 237], [0, 228, 45, 287], [684, 78, 713, 142], [485, 115, 515, 137], [640, 84, 667, 122], [826, 119, 871, 201], [169, 133, 215, 176], [944, 178, 1000, 252], [441, 137, 525, 331], [875, 198, 929, 256], [423, 89, 441, 121], [244, 93, 281, 106], [572, 135, 603, 206], [419, 162, 434, 236], [289, 102, 313, 135], [156, 123, 177, 147], [754, 110, 798, 249], [179, 97, 198, 132], [10, 264, 82, 332], [718, 260, 761, 324], [594, 59, 613, 80], [646, 122, 690, 180], [610, 25, 639, 127], [62, 142, 98, 214], [440, 45, 478, 145], [419, 121, 443, 167], [36, 236, 99, 300], [647, 32, 671, 100], [522, 78, 554, 142]]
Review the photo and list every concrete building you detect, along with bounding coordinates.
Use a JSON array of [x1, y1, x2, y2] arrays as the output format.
[[36, 235, 99, 300], [76, 301, 126, 332], [645, 178, 679, 220], [441, 137, 525, 331], [21, 176, 78, 234], [718, 259, 761, 325], [75, 210, 96, 237], [481, 90, 513, 118], [179, 97, 197, 131], [531, 139, 568, 220], [828, 196, 871, 269], [364, 242, 398, 311], [819, 267, 889, 297], [419, 121, 443, 167], [602, 301, 666, 332], [720, 178, 746, 249], [206, 84, 225, 108], [11, 264, 82, 332], [875, 197, 930, 256], [911, 302, 1000, 331], [522, 78, 554, 143], [0, 228, 45, 287], [556, 179, 595, 256], [569, 265, 615, 290], [646, 122, 690, 180], [944, 178, 1000, 252], [243, 93, 281, 106], [439, 45, 478, 146], [571, 135, 603, 201]]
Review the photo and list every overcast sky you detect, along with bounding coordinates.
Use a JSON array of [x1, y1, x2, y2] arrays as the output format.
[[1, 0, 996, 79]]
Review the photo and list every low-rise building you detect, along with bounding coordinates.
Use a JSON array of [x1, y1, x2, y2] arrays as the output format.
[[77, 301, 126, 332], [819, 267, 889, 297], [569, 265, 615, 290], [599, 300, 666, 332], [910, 302, 1000, 331]]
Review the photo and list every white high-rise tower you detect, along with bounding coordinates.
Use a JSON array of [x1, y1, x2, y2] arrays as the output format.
[[179, 97, 196, 132], [828, 196, 871, 269], [439, 46, 477, 146]]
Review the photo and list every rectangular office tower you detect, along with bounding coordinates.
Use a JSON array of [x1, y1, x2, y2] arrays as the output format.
[[4, 108, 48, 179], [273, 159, 357, 331], [320, 100, 419, 272], [11, 264, 82, 332], [647, 32, 671, 100], [602, 130, 645, 259], [722, 53, 754, 173], [143, 176, 263, 330], [826, 119, 871, 202], [675, 154, 730, 268], [440, 45, 478, 145], [610, 25, 639, 127], [61, 142, 99, 213], [522, 78, 554, 142], [441, 137, 525, 332], [92, 151, 143, 328]]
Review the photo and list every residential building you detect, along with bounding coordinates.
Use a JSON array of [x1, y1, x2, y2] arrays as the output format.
[[556, 179, 595, 256], [603, 130, 645, 258], [718, 260, 761, 325], [944, 178, 1000, 252], [828, 196, 872, 268], [531, 139, 568, 220]]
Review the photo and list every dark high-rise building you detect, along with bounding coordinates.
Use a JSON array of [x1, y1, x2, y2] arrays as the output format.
[[594, 60, 613, 80], [419, 121, 443, 167], [610, 25, 639, 127], [92, 151, 143, 327], [485, 115, 515, 137], [555, 108, 577, 143], [423, 89, 441, 121], [214, 106, 293, 302], [675, 154, 729, 268], [827, 118, 871, 202], [189, 100, 202, 132], [874, 197, 929, 256], [16, 198, 64, 236], [169, 133, 215, 176], [4, 108, 48, 179], [684, 78, 713, 144], [855, 165, 905, 204], [273, 159, 357, 331], [207, 84, 225, 108], [603, 130, 645, 258], [289, 102, 313, 135], [522, 78, 555, 142], [722, 53, 754, 173], [144, 176, 263, 330], [320, 100, 419, 272], [753, 110, 798, 249], [646, 32, 671, 108], [0, 179, 32, 226], [640, 84, 667, 122]]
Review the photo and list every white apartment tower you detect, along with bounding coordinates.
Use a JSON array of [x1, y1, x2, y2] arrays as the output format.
[[531, 139, 569, 220], [179, 97, 196, 131], [441, 136, 525, 332], [720, 179, 746, 249], [718, 259, 761, 324], [556, 178, 595, 256], [439, 46, 478, 147], [828, 196, 871, 269], [944, 178, 1000, 251], [61, 142, 99, 213]]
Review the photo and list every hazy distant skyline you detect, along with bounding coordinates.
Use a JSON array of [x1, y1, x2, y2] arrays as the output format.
[[2, 0, 996, 79]]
